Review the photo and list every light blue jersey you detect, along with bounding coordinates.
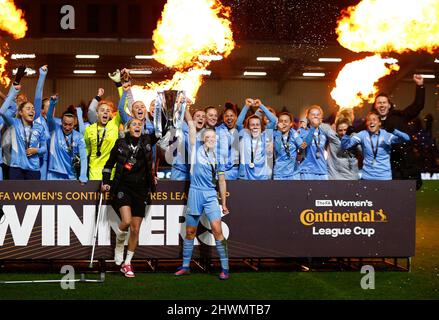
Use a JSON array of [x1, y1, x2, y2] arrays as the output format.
[[186, 142, 224, 220], [298, 125, 329, 177], [0, 88, 17, 176], [47, 126, 88, 182], [273, 128, 303, 179], [170, 124, 190, 180], [255, 105, 277, 130], [46, 97, 87, 183], [0, 86, 47, 172], [217, 123, 239, 180], [238, 130, 273, 180], [33, 67, 50, 179], [190, 143, 224, 190], [34, 116, 50, 180], [341, 129, 410, 180]]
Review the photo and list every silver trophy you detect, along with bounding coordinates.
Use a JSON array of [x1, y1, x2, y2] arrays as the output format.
[[154, 90, 187, 139]]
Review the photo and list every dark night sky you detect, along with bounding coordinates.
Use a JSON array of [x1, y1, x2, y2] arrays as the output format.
[[10, 0, 361, 43], [223, 0, 361, 44]]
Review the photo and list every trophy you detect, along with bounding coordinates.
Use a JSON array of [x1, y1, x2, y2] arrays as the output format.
[[153, 90, 187, 139]]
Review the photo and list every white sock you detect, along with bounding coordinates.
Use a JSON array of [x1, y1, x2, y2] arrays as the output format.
[[125, 250, 134, 265]]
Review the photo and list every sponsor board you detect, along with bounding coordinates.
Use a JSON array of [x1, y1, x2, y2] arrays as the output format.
[[0, 180, 415, 258]]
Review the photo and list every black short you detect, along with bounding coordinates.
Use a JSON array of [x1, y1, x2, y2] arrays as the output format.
[[111, 185, 149, 218]]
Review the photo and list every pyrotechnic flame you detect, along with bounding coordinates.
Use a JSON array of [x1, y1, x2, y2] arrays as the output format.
[[331, 0, 437, 110], [336, 0, 439, 54], [0, 0, 28, 86], [137, 0, 234, 103], [330, 55, 400, 110], [0, 47, 10, 86], [153, 0, 234, 70], [131, 70, 204, 112], [0, 0, 27, 39]]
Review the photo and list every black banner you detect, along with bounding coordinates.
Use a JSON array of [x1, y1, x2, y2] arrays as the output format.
[[0, 180, 415, 259]]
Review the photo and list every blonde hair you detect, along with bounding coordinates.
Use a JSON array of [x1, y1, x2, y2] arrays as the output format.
[[306, 105, 324, 118], [335, 108, 354, 126]]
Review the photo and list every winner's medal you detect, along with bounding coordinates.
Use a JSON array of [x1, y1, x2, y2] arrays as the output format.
[[249, 162, 255, 169], [313, 130, 321, 159]]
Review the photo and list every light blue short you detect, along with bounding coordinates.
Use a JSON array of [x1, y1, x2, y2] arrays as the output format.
[[299, 173, 328, 180], [185, 187, 221, 227]]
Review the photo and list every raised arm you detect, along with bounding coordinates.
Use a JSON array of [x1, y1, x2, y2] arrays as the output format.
[[185, 108, 197, 146], [47, 95, 58, 132], [114, 69, 131, 114], [75, 106, 85, 134], [117, 83, 130, 124], [401, 74, 425, 120], [34, 65, 48, 119], [254, 99, 277, 129], [37, 128, 47, 157], [236, 98, 253, 131], [127, 87, 134, 112], [87, 88, 104, 124], [77, 136, 88, 184], [0, 85, 20, 127]]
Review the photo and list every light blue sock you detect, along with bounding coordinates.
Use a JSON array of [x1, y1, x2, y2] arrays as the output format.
[[215, 239, 229, 271], [182, 239, 194, 268]]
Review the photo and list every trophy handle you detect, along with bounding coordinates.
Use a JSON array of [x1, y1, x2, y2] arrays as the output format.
[[173, 91, 187, 130], [154, 92, 164, 138]]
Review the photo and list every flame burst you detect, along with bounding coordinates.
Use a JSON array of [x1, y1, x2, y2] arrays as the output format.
[[0, 0, 28, 86], [330, 55, 400, 109], [331, 0, 438, 110], [134, 0, 234, 107], [336, 0, 439, 54]]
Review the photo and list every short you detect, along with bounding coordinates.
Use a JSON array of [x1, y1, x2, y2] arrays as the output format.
[[111, 184, 149, 218], [273, 174, 296, 180], [299, 173, 328, 180], [185, 187, 221, 227], [9, 167, 41, 180]]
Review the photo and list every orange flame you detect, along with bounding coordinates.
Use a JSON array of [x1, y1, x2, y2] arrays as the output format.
[[0, 0, 28, 86], [0, 0, 27, 39], [330, 55, 400, 110], [131, 70, 204, 112], [0, 47, 10, 87], [138, 0, 234, 102], [336, 0, 439, 54]]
